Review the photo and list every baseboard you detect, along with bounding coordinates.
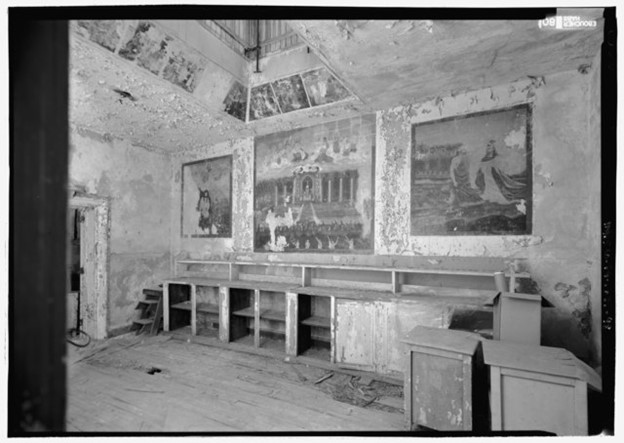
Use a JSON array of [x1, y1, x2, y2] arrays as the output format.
[[107, 324, 134, 338]]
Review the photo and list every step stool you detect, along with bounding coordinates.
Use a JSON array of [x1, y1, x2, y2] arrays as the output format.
[[132, 288, 163, 335]]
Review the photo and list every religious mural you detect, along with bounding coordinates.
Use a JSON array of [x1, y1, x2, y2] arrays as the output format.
[[249, 83, 281, 121], [301, 67, 351, 107], [271, 74, 310, 113], [410, 105, 532, 235], [222, 80, 248, 122], [182, 156, 232, 238], [254, 115, 375, 252]]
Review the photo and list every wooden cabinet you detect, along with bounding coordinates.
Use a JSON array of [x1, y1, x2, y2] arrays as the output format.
[[165, 283, 192, 331], [489, 292, 545, 345], [401, 326, 487, 432], [483, 339, 602, 436], [228, 288, 256, 344], [163, 277, 224, 337], [284, 288, 334, 362], [164, 257, 531, 378], [294, 293, 332, 360]]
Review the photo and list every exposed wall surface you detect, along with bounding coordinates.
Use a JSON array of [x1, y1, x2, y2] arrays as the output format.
[[588, 52, 602, 365], [172, 68, 601, 366], [69, 127, 172, 333], [376, 70, 601, 362], [171, 137, 255, 261]]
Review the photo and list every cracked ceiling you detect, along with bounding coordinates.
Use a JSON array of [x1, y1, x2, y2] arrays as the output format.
[[69, 14, 604, 154]]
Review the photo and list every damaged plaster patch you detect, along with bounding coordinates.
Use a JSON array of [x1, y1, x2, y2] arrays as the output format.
[[232, 138, 255, 252], [554, 282, 577, 298], [70, 34, 249, 153], [334, 20, 369, 40], [554, 278, 592, 338], [375, 111, 410, 254]]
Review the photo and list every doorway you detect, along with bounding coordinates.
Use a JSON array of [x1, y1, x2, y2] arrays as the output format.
[[68, 194, 109, 340]]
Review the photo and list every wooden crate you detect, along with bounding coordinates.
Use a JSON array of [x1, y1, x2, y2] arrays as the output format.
[[483, 339, 602, 435], [401, 326, 488, 432], [488, 292, 543, 345]]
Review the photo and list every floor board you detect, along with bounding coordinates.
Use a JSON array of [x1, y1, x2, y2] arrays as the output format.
[[66, 334, 405, 432]]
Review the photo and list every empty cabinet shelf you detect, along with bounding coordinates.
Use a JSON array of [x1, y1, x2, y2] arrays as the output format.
[[197, 302, 219, 315], [171, 301, 192, 311], [232, 307, 255, 318], [260, 309, 286, 322], [301, 315, 331, 328]]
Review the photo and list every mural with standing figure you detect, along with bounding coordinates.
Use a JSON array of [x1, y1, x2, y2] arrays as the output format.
[[182, 155, 232, 238], [254, 115, 375, 252], [410, 104, 532, 235]]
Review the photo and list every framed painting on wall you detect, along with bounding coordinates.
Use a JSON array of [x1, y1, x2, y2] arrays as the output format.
[[181, 155, 232, 238], [254, 115, 376, 253], [410, 104, 532, 235]]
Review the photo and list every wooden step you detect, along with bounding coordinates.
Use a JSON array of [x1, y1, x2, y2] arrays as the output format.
[[133, 318, 154, 325], [143, 288, 163, 297]]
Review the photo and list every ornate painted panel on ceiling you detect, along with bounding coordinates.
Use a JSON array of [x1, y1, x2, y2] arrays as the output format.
[[74, 20, 206, 93], [271, 75, 310, 113], [245, 67, 353, 122], [301, 68, 351, 106], [222, 81, 248, 122], [249, 83, 281, 121]]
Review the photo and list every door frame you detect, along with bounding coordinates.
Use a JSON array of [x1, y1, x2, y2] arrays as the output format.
[[69, 193, 110, 339]]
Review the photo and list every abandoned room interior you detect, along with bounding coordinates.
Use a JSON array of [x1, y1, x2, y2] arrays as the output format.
[[10, 9, 616, 436]]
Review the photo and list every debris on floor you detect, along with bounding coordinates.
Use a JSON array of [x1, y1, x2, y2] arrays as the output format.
[[314, 371, 334, 384], [293, 367, 404, 414]]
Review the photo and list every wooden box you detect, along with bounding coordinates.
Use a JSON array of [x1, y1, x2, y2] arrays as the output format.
[[488, 292, 543, 345], [401, 326, 488, 432], [483, 339, 602, 436]]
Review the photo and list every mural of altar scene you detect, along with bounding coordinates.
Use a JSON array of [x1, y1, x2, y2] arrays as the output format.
[[254, 115, 375, 252], [410, 104, 532, 236]]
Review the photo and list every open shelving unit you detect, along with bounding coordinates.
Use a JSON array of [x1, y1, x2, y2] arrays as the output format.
[[257, 290, 287, 351], [229, 287, 255, 344], [163, 256, 534, 373], [297, 292, 332, 361], [168, 283, 192, 331]]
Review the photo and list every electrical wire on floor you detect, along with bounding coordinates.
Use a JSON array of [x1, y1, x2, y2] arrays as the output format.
[[67, 285, 90, 347], [66, 328, 91, 347]]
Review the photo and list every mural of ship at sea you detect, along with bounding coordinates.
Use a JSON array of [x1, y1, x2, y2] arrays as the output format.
[[410, 104, 532, 235], [181, 155, 232, 238], [254, 115, 376, 252]]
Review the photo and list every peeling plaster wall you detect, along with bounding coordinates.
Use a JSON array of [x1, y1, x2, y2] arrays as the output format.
[[587, 52, 602, 364], [376, 70, 601, 362], [172, 67, 601, 366], [69, 127, 171, 332], [171, 137, 255, 260]]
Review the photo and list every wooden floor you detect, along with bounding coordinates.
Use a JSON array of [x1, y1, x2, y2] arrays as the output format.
[[66, 333, 405, 433]]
